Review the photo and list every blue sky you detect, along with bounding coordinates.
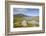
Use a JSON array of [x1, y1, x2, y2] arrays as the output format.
[[13, 8, 39, 16]]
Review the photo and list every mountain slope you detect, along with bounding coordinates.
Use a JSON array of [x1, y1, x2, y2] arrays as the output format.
[[14, 14, 27, 17]]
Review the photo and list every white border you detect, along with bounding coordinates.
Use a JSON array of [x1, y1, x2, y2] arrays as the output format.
[[10, 5, 42, 32]]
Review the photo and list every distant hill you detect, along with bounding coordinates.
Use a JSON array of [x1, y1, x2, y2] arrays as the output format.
[[14, 14, 27, 17], [14, 14, 39, 21], [24, 16, 39, 21], [30, 16, 39, 21]]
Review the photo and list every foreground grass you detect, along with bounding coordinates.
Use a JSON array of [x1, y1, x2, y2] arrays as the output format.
[[13, 23, 39, 28], [13, 16, 39, 28]]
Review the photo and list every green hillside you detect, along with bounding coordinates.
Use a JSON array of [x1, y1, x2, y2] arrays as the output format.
[[13, 14, 39, 28]]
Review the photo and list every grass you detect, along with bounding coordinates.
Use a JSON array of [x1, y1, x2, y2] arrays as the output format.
[[13, 16, 39, 28], [13, 23, 23, 28], [13, 23, 39, 28]]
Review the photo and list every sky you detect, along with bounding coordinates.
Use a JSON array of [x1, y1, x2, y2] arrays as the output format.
[[13, 8, 39, 16]]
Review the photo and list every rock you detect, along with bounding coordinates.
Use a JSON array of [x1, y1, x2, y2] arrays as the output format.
[[21, 20, 27, 27]]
